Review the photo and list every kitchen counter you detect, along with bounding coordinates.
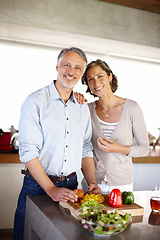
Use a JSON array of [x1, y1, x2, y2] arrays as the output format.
[[24, 191, 160, 240], [133, 148, 160, 163], [1, 149, 160, 164], [0, 152, 21, 163]]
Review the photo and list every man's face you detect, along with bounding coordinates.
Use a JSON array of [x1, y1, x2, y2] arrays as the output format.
[[56, 51, 85, 90]]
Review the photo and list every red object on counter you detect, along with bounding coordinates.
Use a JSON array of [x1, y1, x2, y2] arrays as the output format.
[[108, 188, 123, 208], [0, 132, 13, 151]]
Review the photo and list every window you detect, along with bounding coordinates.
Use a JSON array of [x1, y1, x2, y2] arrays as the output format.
[[0, 40, 160, 139]]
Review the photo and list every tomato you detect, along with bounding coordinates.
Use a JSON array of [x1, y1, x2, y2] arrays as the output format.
[[73, 189, 84, 199]]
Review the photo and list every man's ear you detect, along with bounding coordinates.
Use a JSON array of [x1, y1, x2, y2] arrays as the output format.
[[56, 64, 58, 72]]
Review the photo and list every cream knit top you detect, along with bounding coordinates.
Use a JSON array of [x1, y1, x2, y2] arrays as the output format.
[[88, 99, 150, 186]]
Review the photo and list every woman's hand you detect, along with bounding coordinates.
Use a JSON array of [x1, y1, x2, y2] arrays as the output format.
[[97, 137, 130, 155], [74, 92, 87, 104]]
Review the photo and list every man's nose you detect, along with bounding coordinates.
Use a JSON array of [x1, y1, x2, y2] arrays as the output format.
[[67, 66, 75, 75]]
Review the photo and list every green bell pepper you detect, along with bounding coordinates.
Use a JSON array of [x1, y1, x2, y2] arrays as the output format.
[[122, 191, 134, 205]]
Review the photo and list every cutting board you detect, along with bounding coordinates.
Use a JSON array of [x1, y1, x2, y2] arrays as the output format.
[[59, 194, 144, 223]]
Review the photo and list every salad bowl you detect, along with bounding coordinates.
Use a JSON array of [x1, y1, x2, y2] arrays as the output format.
[[76, 205, 132, 236]]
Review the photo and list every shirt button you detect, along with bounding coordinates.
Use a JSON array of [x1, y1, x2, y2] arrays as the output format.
[[66, 118, 69, 120], [67, 131, 69, 134], [64, 159, 66, 162], [66, 145, 68, 148], [61, 172, 63, 174]]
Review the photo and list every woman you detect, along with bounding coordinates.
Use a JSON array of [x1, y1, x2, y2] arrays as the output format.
[[79, 59, 150, 193]]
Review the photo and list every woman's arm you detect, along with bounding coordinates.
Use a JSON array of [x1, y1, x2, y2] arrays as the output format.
[[128, 102, 150, 157]]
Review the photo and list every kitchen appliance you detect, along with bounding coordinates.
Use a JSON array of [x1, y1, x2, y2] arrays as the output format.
[[0, 129, 13, 152], [0, 126, 19, 152]]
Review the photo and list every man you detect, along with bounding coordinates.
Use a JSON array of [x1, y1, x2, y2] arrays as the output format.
[[14, 47, 101, 240]]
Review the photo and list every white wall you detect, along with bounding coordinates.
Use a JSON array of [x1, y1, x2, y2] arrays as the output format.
[[133, 164, 160, 191], [0, 164, 23, 229]]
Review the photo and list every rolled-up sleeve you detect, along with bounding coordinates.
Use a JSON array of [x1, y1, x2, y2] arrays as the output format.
[[18, 95, 43, 163]]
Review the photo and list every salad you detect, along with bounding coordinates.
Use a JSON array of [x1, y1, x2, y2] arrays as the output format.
[[76, 200, 131, 235]]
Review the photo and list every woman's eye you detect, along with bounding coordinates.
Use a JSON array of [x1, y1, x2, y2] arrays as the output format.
[[98, 75, 103, 79], [88, 78, 93, 82]]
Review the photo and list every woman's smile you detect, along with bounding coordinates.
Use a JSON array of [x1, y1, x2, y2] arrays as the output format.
[[95, 86, 103, 91]]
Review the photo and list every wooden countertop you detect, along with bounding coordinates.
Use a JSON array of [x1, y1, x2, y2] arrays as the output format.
[[132, 148, 160, 163], [0, 152, 21, 164], [0, 148, 160, 164]]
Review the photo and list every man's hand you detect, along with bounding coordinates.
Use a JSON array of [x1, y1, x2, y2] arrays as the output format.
[[48, 187, 78, 202], [88, 183, 101, 194]]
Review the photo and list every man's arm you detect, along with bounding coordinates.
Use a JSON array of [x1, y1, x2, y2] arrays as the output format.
[[81, 157, 101, 194], [25, 157, 78, 202]]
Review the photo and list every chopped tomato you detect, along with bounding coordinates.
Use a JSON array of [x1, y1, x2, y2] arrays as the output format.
[[73, 189, 84, 199], [109, 226, 114, 230]]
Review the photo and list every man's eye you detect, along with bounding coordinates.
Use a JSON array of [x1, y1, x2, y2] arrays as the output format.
[[64, 64, 69, 67], [76, 66, 81, 70]]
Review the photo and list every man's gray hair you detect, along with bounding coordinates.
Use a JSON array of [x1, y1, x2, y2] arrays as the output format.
[[57, 47, 87, 70]]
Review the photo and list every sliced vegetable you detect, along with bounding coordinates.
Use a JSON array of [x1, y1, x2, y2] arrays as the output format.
[[80, 193, 105, 204], [80, 199, 102, 208], [108, 189, 123, 208], [73, 189, 84, 199]]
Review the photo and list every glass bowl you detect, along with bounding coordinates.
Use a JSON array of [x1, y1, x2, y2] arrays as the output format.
[[75, 206, 132, 236]]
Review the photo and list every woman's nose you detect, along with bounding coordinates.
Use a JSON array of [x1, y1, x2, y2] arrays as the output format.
[[94, 78, 100, 86]]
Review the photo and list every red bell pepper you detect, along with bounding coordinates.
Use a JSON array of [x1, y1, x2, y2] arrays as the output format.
[[108, 189, 123, 208]]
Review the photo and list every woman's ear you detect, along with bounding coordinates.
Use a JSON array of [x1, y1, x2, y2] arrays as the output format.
[[109, 73, 113, 82]]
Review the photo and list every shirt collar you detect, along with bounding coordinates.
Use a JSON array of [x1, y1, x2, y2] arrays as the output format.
[[49, 81, 76, 104]]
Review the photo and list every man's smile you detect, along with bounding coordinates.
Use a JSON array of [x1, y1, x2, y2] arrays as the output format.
[[64, 74, 76, 81]]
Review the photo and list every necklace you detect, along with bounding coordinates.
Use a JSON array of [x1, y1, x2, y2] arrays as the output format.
[[96, 101, 112, 118], [96, 98, 125, 118], [103, 108, 112, 117]]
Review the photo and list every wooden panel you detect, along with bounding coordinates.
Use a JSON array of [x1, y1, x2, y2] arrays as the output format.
[[1, 150, 160, 164], [59, 194, 144, 223], [133, 149, 160, 163], [99, 0, 160, 13], [0, 153, 21, 164], [133, 156, 160, 164]]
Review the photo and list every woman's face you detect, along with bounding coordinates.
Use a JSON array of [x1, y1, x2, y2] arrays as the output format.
[[86, 65, 112, 97]]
